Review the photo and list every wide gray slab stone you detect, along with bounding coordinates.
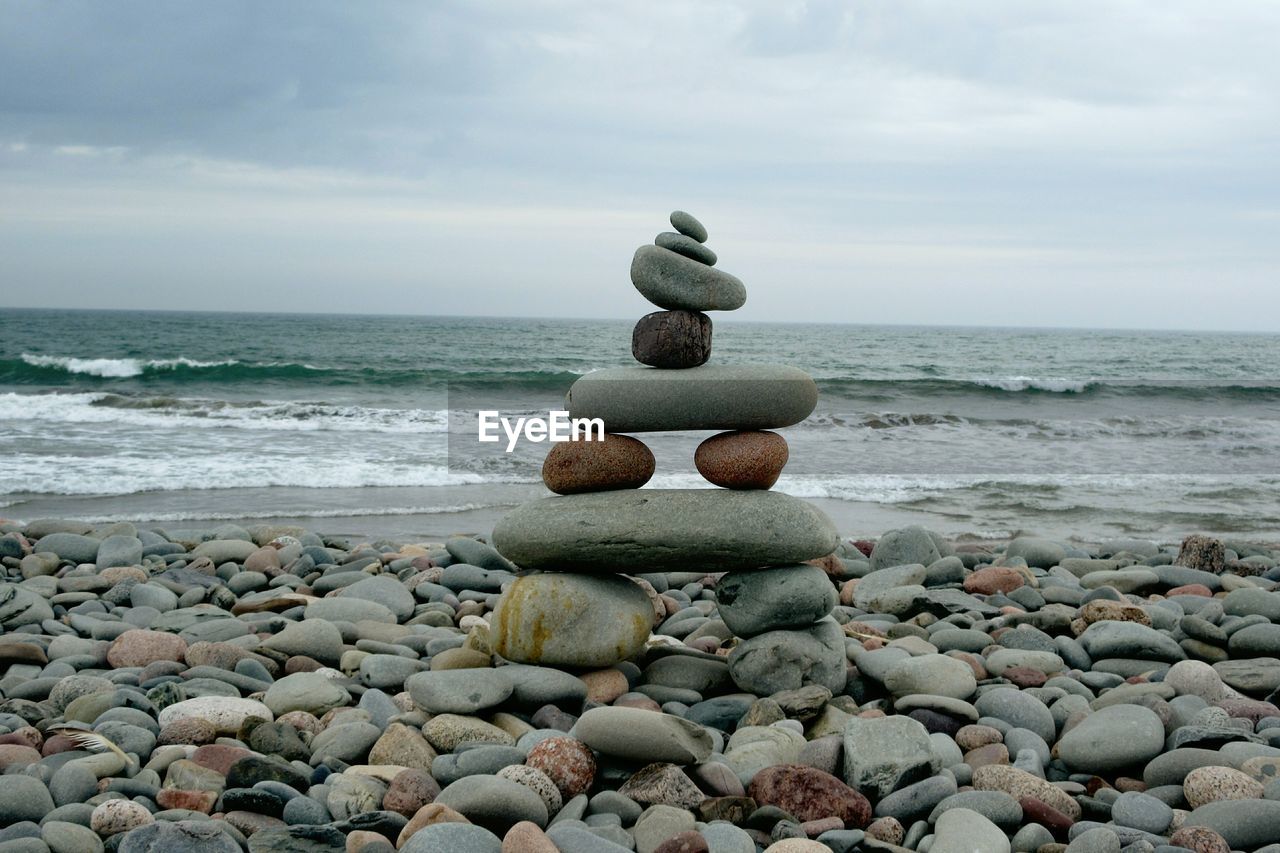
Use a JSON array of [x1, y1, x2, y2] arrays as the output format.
[[565, 364, 817, 433], [492, 489, 838, 572]]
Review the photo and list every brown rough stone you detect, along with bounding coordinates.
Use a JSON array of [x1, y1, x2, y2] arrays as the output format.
[[383, 767, 440, 817], [526, 736, 596, 798], [369, 723, 437, 772], [157, 717, 219, 746], [106, 629, 188, 668], [865, 816, 904, 845], [1168, 826, 1231, 853], [502, 820, 559, 853], [632, 309, 713, 369], [1018, 796, 1074, 832], [155, 788, 217, 813], [747, 764, 872, 827], [541, 434, 655, 495], [1183, 765, 1264, 808], [1078, 599, 1152, 628], [1175, 535, 1226, 573], [973, 765, 1081, 820], [579, 669, 629, 704], [191, 744, 252, 775], [964, 567, 1026, 596], [0, 744, 40, 770], [694, 430, 788, 490], [397, 803, 471, 848]]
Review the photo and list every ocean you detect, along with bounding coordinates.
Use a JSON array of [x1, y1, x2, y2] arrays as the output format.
[[4, 307, 1280, 545]]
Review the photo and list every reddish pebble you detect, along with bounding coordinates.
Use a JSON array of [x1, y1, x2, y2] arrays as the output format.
[[1004, 666, 1047, 688], [156, 788, 217, 813], [1168, 826, 1231, 853], [964, 566, 1026, 595], [695, 430, 788, 490], [1169, 583, 1214, 597], [191, 744, 252, 775], [542, 434, 655, 494], [1018, 796, 1074, 833], [106, 629, 188, 668], [526, 737, 596, 798], [502, 820, 559, 853], [747, 764, 871, 827], [0, 745, 40, 770]]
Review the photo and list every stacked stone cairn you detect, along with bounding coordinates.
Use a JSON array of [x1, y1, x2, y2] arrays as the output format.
[[491, 209, 846, 698]]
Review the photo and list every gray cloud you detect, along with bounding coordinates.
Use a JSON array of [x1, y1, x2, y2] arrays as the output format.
[[1, 1, 1278, 329]]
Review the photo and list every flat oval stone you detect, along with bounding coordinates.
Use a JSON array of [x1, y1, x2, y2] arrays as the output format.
[[491, 573, 652, 667], [541, 434, 655, 495], [656, 231, 716, 265], [670, 210, 708, 243], [631, 245, 744, 311], [695, 431, 788, 490], [566, 365, 817, 433], [406, 668, 514, 715], [574, 706, 713, 764], [493, 489, 838, 572], [632, 310, 712, 369], [1056, 704, 1165, 773]]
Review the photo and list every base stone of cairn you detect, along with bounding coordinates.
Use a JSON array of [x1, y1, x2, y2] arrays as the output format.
[[490, 210, 844, 699]]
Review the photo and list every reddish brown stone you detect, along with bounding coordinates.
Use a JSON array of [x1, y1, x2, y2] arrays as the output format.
[[964, 567, 1025, 596], [1004, 666, 1048, 688], [541, 434, 655, 495], [964, 744, 1010, 769], [0, 727, 42, 750], [865, 816, 905, 845], [526, 737, 596, 798], [1114, 777, 1146, 792], [191, 744, 251, 775], [1018, 796, 1074, 833], [107, 629, 188, 668], [614, 693, 663, 712], [1169, 583, 1214, 597], [156, 788, 217, 813], [1216, 697, 1280, 725], [654, 830, 710, 853], [694, 430, 788, 490], [1169, 826, 1231, 853], [0, 745, 40, 770], [502, 820, 559, 853], [383, 767, 440, 817], [747, 764, 871, 828], [805, 553, 845, 579], [397, 803, 471, 848], [632, 310, 713, 369]]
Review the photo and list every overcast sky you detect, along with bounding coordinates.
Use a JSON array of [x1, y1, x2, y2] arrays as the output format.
[[2, 1, 1278, 329]]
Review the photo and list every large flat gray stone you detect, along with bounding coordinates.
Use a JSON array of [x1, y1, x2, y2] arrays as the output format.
[[565, 364, 817, 433], [631, 244, 744, 311], [492, 489, 838, 572]]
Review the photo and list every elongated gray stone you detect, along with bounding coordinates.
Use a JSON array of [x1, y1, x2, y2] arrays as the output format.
[[492, 489, 838, 572], [670, 210, 708, 242], [566, 365, 817, 433], [631, 245, 745, 311]]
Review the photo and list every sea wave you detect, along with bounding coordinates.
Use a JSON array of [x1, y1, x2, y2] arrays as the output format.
[[5, 354, 585, 390], [1, 454, 515, 497], [815, 376, 1280, 402], [0, 392, 449, 433], [63, 503, 513, 525]]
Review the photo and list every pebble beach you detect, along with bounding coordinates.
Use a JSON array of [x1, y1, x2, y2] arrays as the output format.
[[3, 520, 1280, 853]]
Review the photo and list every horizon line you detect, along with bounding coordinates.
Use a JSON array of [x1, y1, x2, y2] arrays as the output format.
[[1, 303, 1278, 336]]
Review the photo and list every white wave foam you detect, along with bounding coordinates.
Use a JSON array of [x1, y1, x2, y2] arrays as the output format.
[[21, 353, 238, 378], [0, 392, 448, 434], [973, 376, 1092, 393], [2, 453, 507, 496], [63, 503, 510, 525]]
